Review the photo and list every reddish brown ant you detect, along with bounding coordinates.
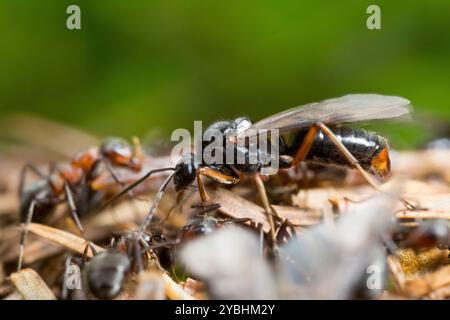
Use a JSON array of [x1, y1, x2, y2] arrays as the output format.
[[17, 137, 145, 271]]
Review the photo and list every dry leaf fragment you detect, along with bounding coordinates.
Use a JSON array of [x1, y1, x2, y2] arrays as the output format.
[[161, 272, 195, 300], [181, 278, 206, 299], [135, 270, 166, 300], [10, 268, 56, 300], [28, 223, 104, 257], [212, 188, 321, 233], [25, 224, 194, 300]]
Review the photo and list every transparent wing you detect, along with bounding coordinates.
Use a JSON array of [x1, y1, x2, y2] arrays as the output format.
[[236, 94, 412, 140]]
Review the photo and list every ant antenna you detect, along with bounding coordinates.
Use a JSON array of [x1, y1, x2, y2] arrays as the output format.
[[101, 167, 176, 209], [155, 187, 199, 226], [136, 169, 178, 239]]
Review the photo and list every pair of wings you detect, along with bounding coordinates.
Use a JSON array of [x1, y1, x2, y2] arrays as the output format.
[[236, 94, 412, 140]]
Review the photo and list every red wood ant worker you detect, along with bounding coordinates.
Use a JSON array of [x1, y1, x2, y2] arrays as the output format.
[[17, 137, 144, 271]]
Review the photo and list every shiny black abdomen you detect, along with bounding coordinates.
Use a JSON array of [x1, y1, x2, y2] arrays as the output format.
[[284, 126, 387, 171]]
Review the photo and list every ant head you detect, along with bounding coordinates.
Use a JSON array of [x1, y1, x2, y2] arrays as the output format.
[[100, 137, 142, 171], [173, 153, 200, 192], [86, 249, 131, 300]]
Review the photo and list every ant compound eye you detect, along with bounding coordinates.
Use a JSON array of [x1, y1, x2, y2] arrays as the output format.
[[234, 117, 252, 134]]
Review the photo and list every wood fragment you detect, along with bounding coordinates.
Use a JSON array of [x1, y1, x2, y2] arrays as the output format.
[[161, 272, 195, 300], [28, 223, 104, 257], [10, 268, 56, 300]]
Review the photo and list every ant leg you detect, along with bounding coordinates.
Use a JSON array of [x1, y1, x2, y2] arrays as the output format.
[[195, 173, 210, 203], [197, 167, 240, 185], [291, 125, 319, 167], [276, 219, 297, 243], [81, 241, 94, 262], [136, 171, 177, 237], [131, 238, 145, 273], [318, 123, 381, 190], [155, 190, 187, 226], [254, 173, 279, 255], [17, 200, 36, 271], [63, 182, 96, 254], [195, 166, 239, 203], [18, 163, 46, 197], [317, 123, 415, 210]]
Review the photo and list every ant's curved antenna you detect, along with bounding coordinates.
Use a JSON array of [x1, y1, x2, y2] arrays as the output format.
[[101, 167, 176, 209], [136, 169, 179, 239], [154, 187, 199, 226]]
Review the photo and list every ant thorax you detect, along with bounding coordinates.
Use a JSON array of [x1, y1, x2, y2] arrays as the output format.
[[199, 118, 279, 175]]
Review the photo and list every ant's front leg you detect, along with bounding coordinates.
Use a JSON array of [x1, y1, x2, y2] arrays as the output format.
[[195, 166, 239, 205], [17, 200, 36, 271], [275, 219, 297, 244], [63, 181, 97, 256], [254, 173, 280, 256]]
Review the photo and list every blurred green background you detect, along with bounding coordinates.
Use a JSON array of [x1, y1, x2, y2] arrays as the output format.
[[1, 0, 449, 149]]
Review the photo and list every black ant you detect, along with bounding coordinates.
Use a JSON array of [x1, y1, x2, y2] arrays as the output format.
[[106, 94, 414, 249]]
